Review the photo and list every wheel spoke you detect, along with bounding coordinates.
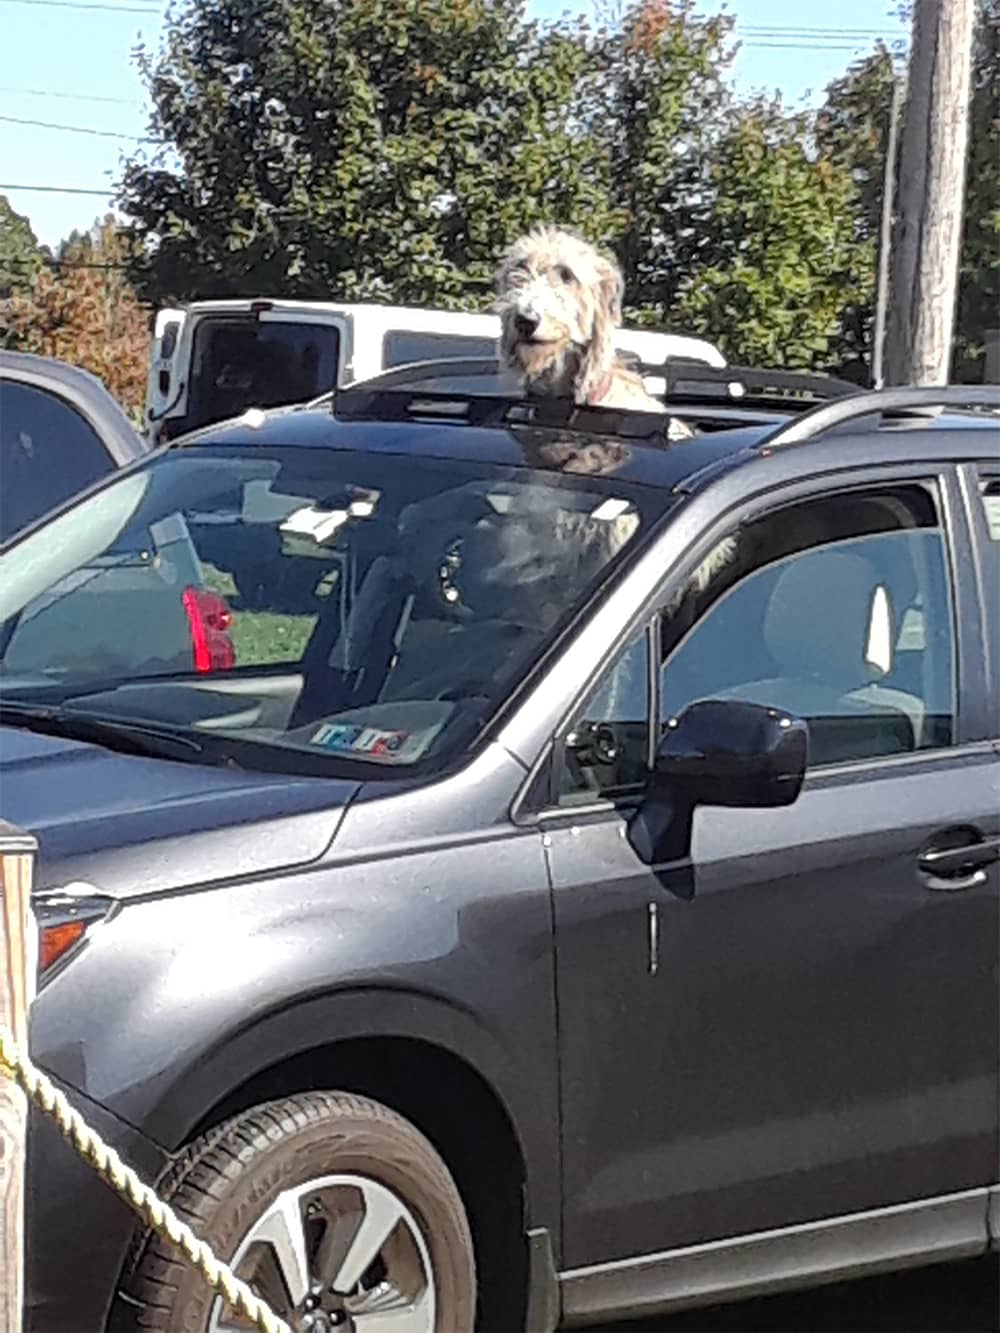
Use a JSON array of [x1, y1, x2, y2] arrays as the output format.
[[331, 1184, 404, 1293], [251, 1190, 311, 1307], [348, 1282, 434, 1333]]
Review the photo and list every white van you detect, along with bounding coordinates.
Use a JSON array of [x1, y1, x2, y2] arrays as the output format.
[[145, 299, 726, 443]]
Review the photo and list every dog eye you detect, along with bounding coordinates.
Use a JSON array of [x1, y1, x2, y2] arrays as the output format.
[[556, 265, 575, 284]]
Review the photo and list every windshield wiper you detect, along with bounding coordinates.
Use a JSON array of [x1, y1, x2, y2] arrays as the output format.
[[0, 702, 210, 763]]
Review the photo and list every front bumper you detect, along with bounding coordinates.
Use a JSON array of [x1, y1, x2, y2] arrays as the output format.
[[25, 1075, 168, 1333]]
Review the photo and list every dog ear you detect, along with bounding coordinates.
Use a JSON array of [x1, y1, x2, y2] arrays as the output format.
[[576, 254, 623, 403]]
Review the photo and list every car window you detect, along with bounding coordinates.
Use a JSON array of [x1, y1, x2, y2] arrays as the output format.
[[661, 485, 955, 768], [185, 319, 340, 431], [554, 482, 956, 804], [0, 380, 114, 543], [0, 443, 671, 776], [382, 331, 499, 369], [979, 475, 1000, 542], [557, 631, 651, 805]]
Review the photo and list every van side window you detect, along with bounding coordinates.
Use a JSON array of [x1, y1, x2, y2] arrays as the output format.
[[382, 331, 498, 369]]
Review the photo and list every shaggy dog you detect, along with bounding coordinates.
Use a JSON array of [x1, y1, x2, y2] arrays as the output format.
[[497, 227, 734, 602], [494, 225, 692, 439]]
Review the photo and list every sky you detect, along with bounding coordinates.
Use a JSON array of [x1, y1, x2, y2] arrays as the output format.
[[0, 0, 909, 251]]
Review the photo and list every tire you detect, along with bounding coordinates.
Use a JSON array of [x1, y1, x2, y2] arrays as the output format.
[[123, 1092, 476, 1333]]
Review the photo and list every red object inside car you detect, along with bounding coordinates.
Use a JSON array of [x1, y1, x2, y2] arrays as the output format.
[[182, 587, 236, 673]]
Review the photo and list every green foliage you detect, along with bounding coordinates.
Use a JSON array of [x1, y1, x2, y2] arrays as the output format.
[[122, 0, 622, 306], [954, 0, 1000, 380], [816, 44, 899, 372], [672, 102, 861, 368], [120, 0, 998, 378], [119, 0, 733, 313], [0, 195, 45, 301]]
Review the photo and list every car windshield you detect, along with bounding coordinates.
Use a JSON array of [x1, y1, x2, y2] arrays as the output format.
[[0, 439, 672, 776]]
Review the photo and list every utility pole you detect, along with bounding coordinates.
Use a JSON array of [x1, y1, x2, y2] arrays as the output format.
[[872, 74, 904, 389], [885, 0, 978, 385]]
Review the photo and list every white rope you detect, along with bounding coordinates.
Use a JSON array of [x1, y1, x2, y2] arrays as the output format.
[[0, 1022, 291, 1333]]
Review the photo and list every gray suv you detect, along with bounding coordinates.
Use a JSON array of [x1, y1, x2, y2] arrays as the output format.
[[0, 371, 997, 1333]]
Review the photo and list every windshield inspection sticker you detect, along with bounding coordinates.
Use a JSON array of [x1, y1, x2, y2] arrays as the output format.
[[310, 722, 408, 757]]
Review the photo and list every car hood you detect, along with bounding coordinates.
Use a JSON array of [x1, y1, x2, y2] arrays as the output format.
[[0, 725, 359, 899]]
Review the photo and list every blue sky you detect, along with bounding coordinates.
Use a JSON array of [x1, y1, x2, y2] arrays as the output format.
[[1, 0, 908, 250]]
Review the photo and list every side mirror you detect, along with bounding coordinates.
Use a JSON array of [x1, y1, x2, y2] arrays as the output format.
[[628, 698, 807, 866]]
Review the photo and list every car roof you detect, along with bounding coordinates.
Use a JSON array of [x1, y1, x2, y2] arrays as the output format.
[[176, 403, 766, 491], [0, 350, 147, 466]]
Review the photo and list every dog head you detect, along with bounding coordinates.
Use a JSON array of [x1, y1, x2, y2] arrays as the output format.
[[494, 226, 624, 401]]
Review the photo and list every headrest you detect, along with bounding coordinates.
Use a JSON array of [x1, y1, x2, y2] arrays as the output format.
[[764, 547, 890, 685]]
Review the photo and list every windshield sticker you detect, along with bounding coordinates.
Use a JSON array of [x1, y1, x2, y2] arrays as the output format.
[[309, 722, 408, 757]]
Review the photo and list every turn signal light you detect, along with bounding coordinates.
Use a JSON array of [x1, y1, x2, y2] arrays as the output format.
[[39, 920, 87, 972], [34, 892, 114, 981]]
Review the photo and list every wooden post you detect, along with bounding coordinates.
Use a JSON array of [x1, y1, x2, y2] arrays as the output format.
[[0, 822, 37, 1333], [985, 327, 1000, 383], [885, 0, 978, 385], [872, 73, 904, 389]]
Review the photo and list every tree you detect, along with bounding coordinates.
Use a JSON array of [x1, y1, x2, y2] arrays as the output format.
[[120, 0, 741, 313], [671, 100, 861, 368], [953, 0, 999, 380], [816, 45, 900, 375], [121, 0, 621, 306], [0, 196, 44, 299], [599, 0, 735, 323], [2, 220, 151, 420]]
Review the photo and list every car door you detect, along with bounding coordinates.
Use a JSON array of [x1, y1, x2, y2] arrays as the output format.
[[971, 459, 1000, 1248], [544, 468, 999, 1281]]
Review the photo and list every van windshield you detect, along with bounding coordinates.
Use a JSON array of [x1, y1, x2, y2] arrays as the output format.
[[0, 441, 672, 777], [183, 318, 340, 432]]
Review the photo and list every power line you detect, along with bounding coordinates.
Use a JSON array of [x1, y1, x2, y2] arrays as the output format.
[[0, 183, 115, 196], [0, 84, 142, 106], [0, 0, 160, 12], [3, 258, 130, 271], [739, 26, 904, 36], [742, 41, 888, 51], [0, 113, 158, 142]]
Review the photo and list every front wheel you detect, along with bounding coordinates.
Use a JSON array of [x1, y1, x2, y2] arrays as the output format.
[[124, 1092, 476, 1333]]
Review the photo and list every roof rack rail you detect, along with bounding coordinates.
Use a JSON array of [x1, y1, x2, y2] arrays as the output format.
[[759, 385, 1000, 449], [637, 357, 859, 404]]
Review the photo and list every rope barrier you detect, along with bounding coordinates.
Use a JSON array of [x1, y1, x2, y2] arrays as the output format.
[[0, 1022, 291, 1333]]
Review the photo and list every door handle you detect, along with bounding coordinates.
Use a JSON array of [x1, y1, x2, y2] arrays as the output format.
[[918, 834, 1000, 892]]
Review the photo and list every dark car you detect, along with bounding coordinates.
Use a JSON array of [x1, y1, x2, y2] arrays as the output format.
[[0, 350, 148, 543], [0, 371, 998, 1333]]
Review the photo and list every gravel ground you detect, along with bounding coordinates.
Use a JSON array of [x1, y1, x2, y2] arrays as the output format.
[[594, 1256, 999, 1332]]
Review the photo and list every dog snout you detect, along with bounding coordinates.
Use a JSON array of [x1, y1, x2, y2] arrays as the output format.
[[514, 310, 540, 338]]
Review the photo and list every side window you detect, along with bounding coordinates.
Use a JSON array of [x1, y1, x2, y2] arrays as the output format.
[[979, 474, 1000, 542], [0, 380, 114, 543], [556, 631, 650, 805], [661, 484, 956, 767]]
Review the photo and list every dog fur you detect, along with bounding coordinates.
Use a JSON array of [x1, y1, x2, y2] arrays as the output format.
[[494, 226, 690, 436], [496, 226, 736, 603]]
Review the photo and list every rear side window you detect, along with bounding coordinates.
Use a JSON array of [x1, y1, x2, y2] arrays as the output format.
[[382, 330, 498, 369], [980, 476, 1000, 541], [185, 319, 340, 430], [0, 380, 113, 543]]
